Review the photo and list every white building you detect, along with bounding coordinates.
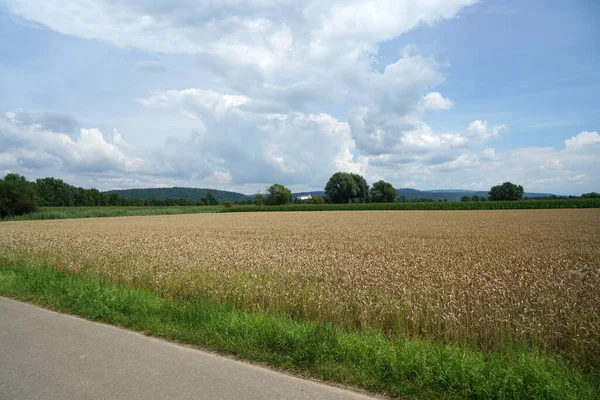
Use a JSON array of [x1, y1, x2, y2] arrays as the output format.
[[297, 194, 312, 201]]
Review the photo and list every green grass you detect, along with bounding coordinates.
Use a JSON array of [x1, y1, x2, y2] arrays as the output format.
[[0, 262, 597, 399], [1, 206, 223, 221], [225, 198, 600, 212], [2, 198, 599, 222]]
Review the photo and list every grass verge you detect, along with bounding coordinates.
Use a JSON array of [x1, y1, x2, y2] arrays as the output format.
[[1, 262, 597, 399]]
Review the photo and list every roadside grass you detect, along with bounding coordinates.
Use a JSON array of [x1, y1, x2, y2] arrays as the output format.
[[1, 262, 597, 400]]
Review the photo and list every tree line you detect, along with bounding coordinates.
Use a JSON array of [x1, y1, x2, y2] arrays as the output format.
[[1, 172, 598, 218], [0, 174, 228, 218]]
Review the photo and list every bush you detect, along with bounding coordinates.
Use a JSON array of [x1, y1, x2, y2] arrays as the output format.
[[0, 173, 39, 218], [223, 201, 233, 208], [311, 196, 325, 204]]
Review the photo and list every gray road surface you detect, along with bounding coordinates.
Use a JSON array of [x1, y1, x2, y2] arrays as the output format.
[[0, 297, 377, 400]]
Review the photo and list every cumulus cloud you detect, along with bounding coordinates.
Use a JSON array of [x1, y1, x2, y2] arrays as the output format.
[[2, 0, 479, 190], [424, 92, 453, 110], [428, 130, 600, 193], [4, 0, 476, 59], [564, 131, 600, 149], [467, 120, 508, 141], [2, 1, 596, 194], [0, 111, 143, 174], [140, 89, 249, 119], [137, 88, 367, 187]]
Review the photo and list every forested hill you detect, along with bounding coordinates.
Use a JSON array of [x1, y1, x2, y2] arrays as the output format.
[[293, 189, 555, 202], [104, 187, 250, 203], [406, 189, 554, 201]]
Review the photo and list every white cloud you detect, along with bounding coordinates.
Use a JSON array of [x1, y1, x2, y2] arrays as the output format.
[[424, 92, 453, 110], [428, 131, 600, 194], [467, 120, 507, 140], [564, 131, 600, 149], [3, 1, 480, 190], [0, 112, 143, 174], [140, 89, 250, 120], [135, 89, 367, 187], [2, 1, 596, 195], [316, 0, 477, 43]]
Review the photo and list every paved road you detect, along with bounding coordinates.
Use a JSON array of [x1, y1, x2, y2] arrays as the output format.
[[0, 297, 377, 400]]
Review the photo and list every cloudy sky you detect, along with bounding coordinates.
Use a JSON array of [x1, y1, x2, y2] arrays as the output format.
[[0, 0, 598, 195]]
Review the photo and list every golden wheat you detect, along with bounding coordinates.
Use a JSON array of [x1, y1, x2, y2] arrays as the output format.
[[1, 209, 598, 364]]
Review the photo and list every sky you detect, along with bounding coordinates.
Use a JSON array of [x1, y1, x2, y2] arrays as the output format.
[[0, 0, 598, 195]]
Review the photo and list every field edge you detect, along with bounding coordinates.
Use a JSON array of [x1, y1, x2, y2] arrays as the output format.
[[0, 262, 597, 400], [1, 197, 599, 221]]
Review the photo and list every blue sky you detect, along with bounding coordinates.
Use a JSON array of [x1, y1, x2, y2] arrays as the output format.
[[0, 0, 598, 195]]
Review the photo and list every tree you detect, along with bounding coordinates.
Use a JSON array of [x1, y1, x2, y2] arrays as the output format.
[[471, 194, 480, 202], [582, 192, 600, 198], [254, 194, 264, 206], [0, 173, 39, 218], [460, 195, 470, 202], [223, 201, 233, 208], [107, 193, 122, 206], [370, 180, 396, 203], [488, 182, 524, 201], [265, 183, 293, 205], [200, 192, 219, 205], [311, 196, 325, 204], [324, 172, 369, 203]]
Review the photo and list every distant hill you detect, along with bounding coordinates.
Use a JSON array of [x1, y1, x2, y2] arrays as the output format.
[[294, 189, 554, 202], [397, 188, 554, 201], [104, 187, 250, 203], [293, 191, 325, 198], [106, 187, 556, 204]]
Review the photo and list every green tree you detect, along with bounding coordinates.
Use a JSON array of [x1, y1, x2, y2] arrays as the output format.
[[254, 194, 264, 206], [200, 192, 219, 205], [370, 180, 396, 203], [35, 177, 76, 206], [311, 196, 325, 204], [265, 183, 293, 205], [0, 173, 39, 218], [223, 200, 233, 208], [471, 194, 480, 202], [107, 193, 122, 206], [324, 172, 369, 203], [461, 195, 470, 202], [582, 192, 600, 198], [488, 182, 524, 201]]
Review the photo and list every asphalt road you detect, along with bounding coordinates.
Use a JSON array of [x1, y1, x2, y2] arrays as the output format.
[[0, 297, 377, 400]]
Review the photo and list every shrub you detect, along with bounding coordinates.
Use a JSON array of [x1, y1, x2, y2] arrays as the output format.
[[311, 196, 325, 204], [223, 201, 233, 208]]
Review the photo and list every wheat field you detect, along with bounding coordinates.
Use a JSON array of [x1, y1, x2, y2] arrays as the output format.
[[1, 209, 598, 366]]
